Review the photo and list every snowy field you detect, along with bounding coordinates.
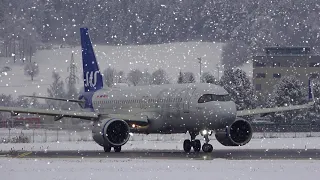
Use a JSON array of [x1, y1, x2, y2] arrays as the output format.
[[0, 41, 252, 98], [1, 137, 320, 152], [0, 158, 319, 180]]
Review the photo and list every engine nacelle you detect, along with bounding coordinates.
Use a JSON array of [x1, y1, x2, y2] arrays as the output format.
[[92, 118, 130, 147], [215, 118, 253, 146]]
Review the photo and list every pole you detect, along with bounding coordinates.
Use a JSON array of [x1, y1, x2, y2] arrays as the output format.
[[29, 46, 32, 63], [197, 57, 202, 82]]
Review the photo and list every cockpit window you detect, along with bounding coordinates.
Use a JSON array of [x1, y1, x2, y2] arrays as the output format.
[[198, 94, 231, 103]]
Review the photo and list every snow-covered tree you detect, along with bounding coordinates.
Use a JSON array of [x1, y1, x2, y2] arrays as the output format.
[[117, 71, 126, 83], [267, 75, 308, 124], [24, 62, 39, 81], [151, 68, 169, 85], [177, 71, 184, 84], [201, 72, 218, 84], [15, 96, 29, 108], [127, 69, 143, 86], [308, 80, 320, 123], [47, 71, 66, 110], [140, 69, 152, 85], [220, 68, 256, 111], [29, 92, 40, 108], [183, 72, 196, 83], [103, 67, 117, 87]]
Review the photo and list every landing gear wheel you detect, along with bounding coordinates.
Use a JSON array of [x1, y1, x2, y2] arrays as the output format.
[[193, 139, 201, 152], [114, 146, 122, 152], [104, 145, 111, 152], [183, 139, 192, 152], [202, 143, 213, 153]]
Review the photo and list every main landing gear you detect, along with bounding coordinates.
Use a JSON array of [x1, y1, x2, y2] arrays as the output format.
[[104, 144, 122, 152], [183, 132, 201, 152], [183, 130, 213, 153]]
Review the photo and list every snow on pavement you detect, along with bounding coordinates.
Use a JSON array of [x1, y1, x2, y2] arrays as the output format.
[[0, 158, 319, 180]]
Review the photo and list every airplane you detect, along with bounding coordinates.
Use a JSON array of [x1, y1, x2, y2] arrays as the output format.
[[0, 28, 315, 153]]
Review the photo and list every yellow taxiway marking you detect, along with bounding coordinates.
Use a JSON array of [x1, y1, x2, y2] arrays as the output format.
[[17, 152, 32, 158]]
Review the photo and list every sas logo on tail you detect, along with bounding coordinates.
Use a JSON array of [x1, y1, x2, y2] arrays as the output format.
[[84, 71, 99, 87]]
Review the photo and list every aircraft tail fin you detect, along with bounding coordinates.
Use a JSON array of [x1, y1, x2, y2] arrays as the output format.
[[80, 27, 103, 92]]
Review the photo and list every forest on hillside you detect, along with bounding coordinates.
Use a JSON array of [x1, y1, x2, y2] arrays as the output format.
[[1, 0, 319, 68]]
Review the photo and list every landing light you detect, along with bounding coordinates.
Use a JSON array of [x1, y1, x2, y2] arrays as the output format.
[[202, 130, 208, 135], [201, 130, 212, 135], [132, 124, 136, 128]]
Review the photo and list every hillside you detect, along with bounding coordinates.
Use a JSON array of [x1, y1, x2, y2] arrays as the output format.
[[0, 41, 252, 98]]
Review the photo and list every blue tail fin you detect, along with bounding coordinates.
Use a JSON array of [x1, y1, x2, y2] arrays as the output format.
[[80, 28, 103, 92]]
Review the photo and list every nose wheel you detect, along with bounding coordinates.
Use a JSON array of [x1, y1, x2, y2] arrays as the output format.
[[202, 132, 213, 153]]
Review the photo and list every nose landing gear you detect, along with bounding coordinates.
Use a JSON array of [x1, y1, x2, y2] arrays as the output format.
[[201, 132, 213, 153]]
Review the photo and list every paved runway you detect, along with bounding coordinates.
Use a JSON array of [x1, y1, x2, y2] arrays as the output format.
[[1, 149, 320, 160]]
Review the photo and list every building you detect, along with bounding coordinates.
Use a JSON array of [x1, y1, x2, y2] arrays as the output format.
[[253, 46, 320, 97]]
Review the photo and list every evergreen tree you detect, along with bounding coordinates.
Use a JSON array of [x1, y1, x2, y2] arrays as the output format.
[[220, 68, 256, 111], [151, 68, 169, 85], [183, 72, 196, 83], [177, 71, 184, 84], [201, 72, 218, 84], [267, 75, 308, 124]]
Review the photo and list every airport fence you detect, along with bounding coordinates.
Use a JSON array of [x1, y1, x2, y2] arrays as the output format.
[[1, 124, 320, 143]]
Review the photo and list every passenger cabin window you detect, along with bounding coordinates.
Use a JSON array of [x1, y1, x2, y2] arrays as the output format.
[[198, 94, 231, 103]]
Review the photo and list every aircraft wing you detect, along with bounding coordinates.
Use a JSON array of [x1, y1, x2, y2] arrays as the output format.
[[0, 106, 99, 120], [22, 95, 84, 103], [237, 102, 315, 117], [0, 106, 150, 125], [105, 114, 149, 126]]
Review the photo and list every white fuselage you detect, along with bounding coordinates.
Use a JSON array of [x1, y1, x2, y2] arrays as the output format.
[[91, 83, 237, 134]]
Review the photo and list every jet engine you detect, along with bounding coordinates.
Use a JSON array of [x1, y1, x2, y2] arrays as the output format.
[[92, 118, 130, 147], [215, 118, 252, 146]]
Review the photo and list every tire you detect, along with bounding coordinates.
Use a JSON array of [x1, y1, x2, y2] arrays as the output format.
[[104, 145, 111, 152], [193, 139, 201, 152], [183, 139, 192, 152], [114, 146, 122, 152], [202, 143, 213, 153]]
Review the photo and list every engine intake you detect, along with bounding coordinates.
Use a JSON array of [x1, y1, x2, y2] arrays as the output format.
[[92, 118, 130, 147], [215, 118, 252, 146]]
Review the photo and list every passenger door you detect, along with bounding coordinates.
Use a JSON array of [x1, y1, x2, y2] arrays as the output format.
[[183, 88, 196, 113]]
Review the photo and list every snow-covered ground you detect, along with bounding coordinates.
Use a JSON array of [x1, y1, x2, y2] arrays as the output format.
[[0, 41, 253, 98], [1, 137, 320, 152], [1, 126, 320, 144], [1, 127, 320, 143], [0, 158, 319, 180]]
